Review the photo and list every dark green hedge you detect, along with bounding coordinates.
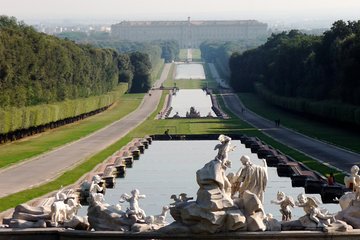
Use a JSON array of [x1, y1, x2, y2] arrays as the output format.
[[0, 84, 127, 134]]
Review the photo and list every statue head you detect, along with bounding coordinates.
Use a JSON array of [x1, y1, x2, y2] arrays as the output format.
[[131, 189, 140, 196], [92, 175, 102, 184], [297, 193, 307, 204], [218, 134, 231, 143], [351, 165, 359, 175], [277, 191, 285, 200], [240, 155, 251, 166]]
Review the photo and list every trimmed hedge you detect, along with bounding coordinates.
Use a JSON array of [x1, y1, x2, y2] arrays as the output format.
[[0, 84, 128, 134], [255, 83, 360, 126]]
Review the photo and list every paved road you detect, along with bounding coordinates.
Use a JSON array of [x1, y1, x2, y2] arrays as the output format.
[[220, 89, 360, 174], [0, 63, 171, 198]]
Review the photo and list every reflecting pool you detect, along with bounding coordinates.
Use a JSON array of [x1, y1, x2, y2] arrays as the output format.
[[169, 89, 215, 117], [175, 63, 205, 80], [80, 140, 340, 222]]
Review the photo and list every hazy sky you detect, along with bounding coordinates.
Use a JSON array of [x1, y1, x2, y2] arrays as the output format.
[[1, 0, 359, 27]]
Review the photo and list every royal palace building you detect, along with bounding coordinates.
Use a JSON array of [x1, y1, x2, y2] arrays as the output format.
[[111, 17, 268, 48]]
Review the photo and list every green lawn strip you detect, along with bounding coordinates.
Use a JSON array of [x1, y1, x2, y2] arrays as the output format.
[[163, 79, 207, 89], [151, 60, 165, 84], [178, 49, 188, 61], [219, 94, 346, 183], [238, 93, 360, 153], [191, 49, 202, 62], [0, 93, 144, 168]]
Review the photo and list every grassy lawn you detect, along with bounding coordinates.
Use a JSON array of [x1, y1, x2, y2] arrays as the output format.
[[0, 93, 144, 169], [238, 93, 360, 153]]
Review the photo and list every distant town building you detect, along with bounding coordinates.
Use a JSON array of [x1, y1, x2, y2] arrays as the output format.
[[111, 17, 268, 47]]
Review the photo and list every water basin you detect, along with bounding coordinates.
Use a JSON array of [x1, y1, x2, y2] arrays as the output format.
[[169, 89, 215, 117], [175, 63, 205, 80], [79, 140, 340, 222]]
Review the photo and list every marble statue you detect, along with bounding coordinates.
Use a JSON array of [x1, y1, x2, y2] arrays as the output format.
[[160, 135, 269, 233], [145, 206, 170, 225], [196, 151, 233, 210], [234, 155, 268, 203], [51, 198, 82, 226], [271, 191, 295, 221], [186, 106, 201, 118], [170, 193, 193, 206], [296, 193, 334, 227], [337, 165, 360, 210], [89, 175, 104, 194], [214, 134, 235, 162], [344, 165, 360, 199], [87, 188, 170, 232], [119, 189, 147, 221]]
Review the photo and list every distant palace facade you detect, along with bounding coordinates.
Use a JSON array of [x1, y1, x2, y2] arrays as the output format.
[[111, 18, 268, 47]]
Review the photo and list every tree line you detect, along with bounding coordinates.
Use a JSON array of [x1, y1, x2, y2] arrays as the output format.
[[0, 16, 170, 109], [58, 32, 180, 92], [229, 20, 360, 126], [229, 20, 360, 105]]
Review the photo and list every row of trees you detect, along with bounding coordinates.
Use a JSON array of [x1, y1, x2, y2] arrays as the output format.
[[58, 32, 180, 93], [229, 20, 360, 106], [0, 16, 162, 109], [58, 31, 180, 63]]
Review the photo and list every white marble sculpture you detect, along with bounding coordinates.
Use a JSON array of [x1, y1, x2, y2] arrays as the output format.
[[170, 193, 193, 206], [160, 135, 269, 233], [234, 155, 268, 203], [271, 191, 295, 221], [296, 193, 334, 227], [344, 165, 360, 199], [51, 198, 82, 226], [145, 206, 170, 225], [214, 134, 235, 162], [119, 189, 147, 221], [337, 165, 360, 210], [196, 150, 233, 210], [89, 175, 104, 194]]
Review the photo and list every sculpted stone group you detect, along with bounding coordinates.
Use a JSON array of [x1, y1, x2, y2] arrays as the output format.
[[5, 135, 360, 234]]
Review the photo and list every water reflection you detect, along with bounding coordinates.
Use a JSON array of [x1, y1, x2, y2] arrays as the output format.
[[170, 89, 215, 117], [79, 140, 340, 222], [175, 63, 205, 80]]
